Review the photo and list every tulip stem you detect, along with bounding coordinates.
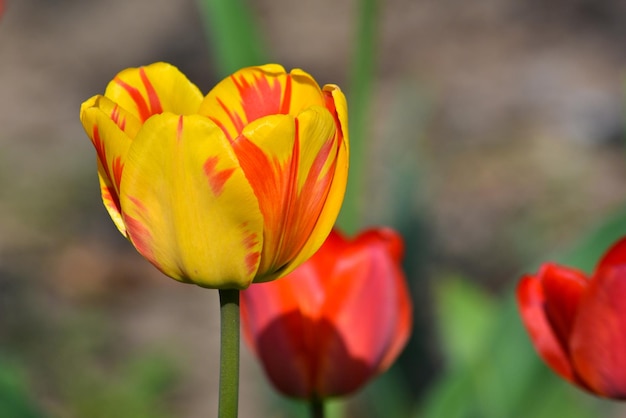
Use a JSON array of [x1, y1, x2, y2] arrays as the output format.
[[310, 397, 325, 418], [218, 289, 240, 418]]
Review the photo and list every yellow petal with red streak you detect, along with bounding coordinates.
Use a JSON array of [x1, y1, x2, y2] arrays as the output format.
[[119, 113, 264, 289], [232, 107, 338, 282], [104, 62, 203, 123], [231, 114, 296, 276], [80, 96, 136, 236], [96, 162, 128, 237], [81, 95, 143, 139], [282, 84, 350, 277], [198, 64, 325, 142]]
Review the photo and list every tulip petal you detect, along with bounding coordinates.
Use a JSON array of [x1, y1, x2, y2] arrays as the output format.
[[81, 95, 143, 139], [80, 96, 137, 236], [288, 69, 327, 119], [104, 62, 203, 123], [284, 85, 350, 277], [305, 229, 349, 280], [232, 107, 338, 281], [119, 113, 263, 289], [96, 163, 127, 237], [539, 263, 587, 355], [241, 228, 411, 399], [366, 229, 413, 371], [570, 266, 626, 398], [596, 237, 626, 272], [516, 274, 578, 384], [241, 275, 319, 399], [198, 64, 326, 141], [316, 230, 411, 396]]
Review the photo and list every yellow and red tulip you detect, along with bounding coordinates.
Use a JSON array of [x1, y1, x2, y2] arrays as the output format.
[[241, 228, 413, 399], [517, 237, 626, 399], [80, 63, 348, 289]]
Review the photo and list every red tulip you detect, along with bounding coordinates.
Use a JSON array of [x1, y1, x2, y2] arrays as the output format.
[[241, 228, 413, 399], [517, 237, 626, 398]]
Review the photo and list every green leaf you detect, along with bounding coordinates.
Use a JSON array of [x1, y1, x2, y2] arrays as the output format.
[[434, 276, 497, 369], [196, 0, 267, 77]]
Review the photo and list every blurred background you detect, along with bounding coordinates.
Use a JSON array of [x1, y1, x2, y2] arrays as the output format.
[[2, 0, 626, 416]]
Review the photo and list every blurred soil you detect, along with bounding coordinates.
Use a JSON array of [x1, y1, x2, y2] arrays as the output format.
[[2, 0, 626, 416]]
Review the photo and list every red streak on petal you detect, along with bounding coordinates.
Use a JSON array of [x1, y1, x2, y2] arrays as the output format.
[[323, 90, 344, 142], [125, 215, 157, 266], [92, 125, 124, 191], [114, 77, 151, 122], [280, 123, 336, 258], [235, 138, 288, 215], [110, 104, 120, 125], [203, 156, 235, 196], [246, 252, 261, 276], [92, 126, 113, 184], [124, 197, 157, 267], [233, 71, 283, 122], [234, 118, 338, 273], [233, 134, 291, 270], [93, 125, 122, 217], [242, 228, 259, 249], [216, 97, 244, 140], [215, 70, 289, 140], [112, 157, 124, 191], [110, 104, 127, 131], [209, 116, 233, 143], [139, 67, 163, 115], [279, 74, 292, 115], [242, 229, 261, 275], [101, 183, 122, 216], [176, 116, 184, 142]]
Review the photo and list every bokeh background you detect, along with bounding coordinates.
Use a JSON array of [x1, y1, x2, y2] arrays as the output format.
[[3, 0, 626, 416]]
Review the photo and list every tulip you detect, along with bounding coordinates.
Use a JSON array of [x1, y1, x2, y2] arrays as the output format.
[[241, 228, 413, 400], [80, 62, 349, 289], [517, 237, 626, 399]]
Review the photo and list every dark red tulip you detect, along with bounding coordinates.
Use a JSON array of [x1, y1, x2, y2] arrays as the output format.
[[241, 228, 413, 399], [517, 237, 626, 398]]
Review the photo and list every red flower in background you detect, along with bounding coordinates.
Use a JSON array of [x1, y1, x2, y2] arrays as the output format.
[[517, 237, 626, 399], [241, 228, 413, 399]]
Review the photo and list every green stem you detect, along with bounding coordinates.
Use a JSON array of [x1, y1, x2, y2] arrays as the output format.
[[197, 0, 266, 76], [310, 397, 325, 418], [218, 289, 240, 418], [338, 0, 378, 234]]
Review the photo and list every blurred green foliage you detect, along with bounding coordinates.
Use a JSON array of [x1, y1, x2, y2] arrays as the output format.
[[0, 357, 46, 418], [2, 288, 179, 418], [59, 351, 178, 418]]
